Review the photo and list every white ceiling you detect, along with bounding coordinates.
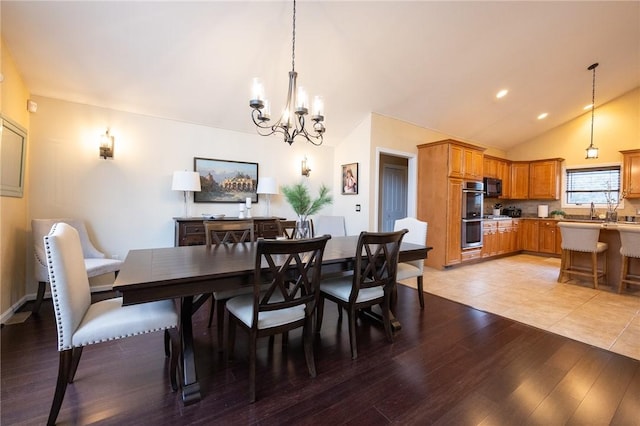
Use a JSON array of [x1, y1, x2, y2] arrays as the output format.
[[2, 1, 639, 150]]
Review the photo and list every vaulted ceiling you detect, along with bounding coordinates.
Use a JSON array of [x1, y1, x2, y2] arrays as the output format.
[[2, 1, 639, 150]]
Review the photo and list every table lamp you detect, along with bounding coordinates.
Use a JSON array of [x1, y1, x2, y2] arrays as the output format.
[[172, 171, 201, 217], [256, 177, 278, 217]]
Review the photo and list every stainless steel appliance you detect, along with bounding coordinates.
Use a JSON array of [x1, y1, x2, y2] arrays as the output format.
[[483, 177, 502, 197], [462, 181, 483, 248]]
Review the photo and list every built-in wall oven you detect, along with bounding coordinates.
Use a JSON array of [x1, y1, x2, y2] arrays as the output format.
[[462, 181, 484, 249]]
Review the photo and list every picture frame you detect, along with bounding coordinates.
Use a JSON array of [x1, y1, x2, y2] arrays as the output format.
[[194, 157, 259, 203], [1, 117, 27, 198], [341, 163, 358, 195]]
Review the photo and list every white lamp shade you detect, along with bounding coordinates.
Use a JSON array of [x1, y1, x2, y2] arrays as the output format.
[[172, 171, 201, 192], [256, 177, 278, 195]]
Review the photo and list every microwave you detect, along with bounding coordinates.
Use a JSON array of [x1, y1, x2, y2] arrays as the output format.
[[483, 177, 502, 197]]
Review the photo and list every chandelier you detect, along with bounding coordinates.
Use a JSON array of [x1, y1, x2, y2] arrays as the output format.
[[585, 62, 599, 159], [249, 0, 325, 146]]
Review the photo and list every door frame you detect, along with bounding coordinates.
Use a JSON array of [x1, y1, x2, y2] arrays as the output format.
[[374, 147, 417, 231]]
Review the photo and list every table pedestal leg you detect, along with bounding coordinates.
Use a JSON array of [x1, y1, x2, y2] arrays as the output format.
[[180, 296, 201, 404]]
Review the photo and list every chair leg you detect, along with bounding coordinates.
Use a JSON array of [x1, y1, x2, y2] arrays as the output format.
[[347, 307, 358, 360], [167, 327, 180, 391], [619, 255, 628, 293], [33, 281, 47, 314], [315, 296, 325, 334], [382, 299, 394, 343], [164, 329, 170, 357], [216, 299, 226, 351], [303, 317, 316, 377], [47, 350, 73, 426], [226, 311, 236, 362], [417, 276, 424, 310], [557, 250, 566, 283], [68, 347, 83, 383], [207, 294, 215, 328], [591, 252, 599, 289], [249, 330, 257, 403]]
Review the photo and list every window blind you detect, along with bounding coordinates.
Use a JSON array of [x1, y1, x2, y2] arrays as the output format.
[[565, 166, 621, 205]]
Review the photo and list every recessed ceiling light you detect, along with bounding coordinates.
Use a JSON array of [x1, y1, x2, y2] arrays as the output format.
[[537, 113, 548, 120], [583, 103, 593, 110], [496, 89, 508, 99]]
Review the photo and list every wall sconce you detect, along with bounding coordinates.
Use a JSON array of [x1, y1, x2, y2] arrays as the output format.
[[301, 157, 311, 177], [99, 129, 114, 159]]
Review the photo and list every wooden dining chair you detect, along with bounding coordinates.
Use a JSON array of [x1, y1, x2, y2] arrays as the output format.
[[315, 229, 407, 360], [278, 220, 298, 239], [225, 235, 331, 402], [204, 220, 255, 247], [44, 223, 179, 425], [393, 217, 428, 309], [204, 220, 256, 350]]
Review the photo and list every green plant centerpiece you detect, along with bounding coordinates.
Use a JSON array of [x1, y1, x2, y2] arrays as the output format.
[[281, 182, 332, 238], [550, 209, 566, 219]]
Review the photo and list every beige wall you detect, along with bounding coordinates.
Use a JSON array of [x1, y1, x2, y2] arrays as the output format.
[[508, 87, 639, 164], [1, 38, 31, 315]]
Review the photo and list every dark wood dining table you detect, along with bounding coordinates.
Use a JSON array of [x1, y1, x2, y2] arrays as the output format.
[[113, 235, 429, 405]]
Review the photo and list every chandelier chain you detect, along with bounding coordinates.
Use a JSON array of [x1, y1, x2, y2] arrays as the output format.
[[589, 63, 598, 148], [291, 0, 296, 72]]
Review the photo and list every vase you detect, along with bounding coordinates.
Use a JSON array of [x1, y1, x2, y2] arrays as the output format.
[[605, 211, 618, 222], [295, 218, 311, 239]]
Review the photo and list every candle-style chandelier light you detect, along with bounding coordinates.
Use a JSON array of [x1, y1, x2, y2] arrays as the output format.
[[249, 0, 325, 146]]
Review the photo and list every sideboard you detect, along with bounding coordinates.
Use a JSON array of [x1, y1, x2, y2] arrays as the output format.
[[173, 217, 286, 246]]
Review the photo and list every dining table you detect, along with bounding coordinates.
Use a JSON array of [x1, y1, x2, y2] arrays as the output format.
[[113, 235, 430, 405]]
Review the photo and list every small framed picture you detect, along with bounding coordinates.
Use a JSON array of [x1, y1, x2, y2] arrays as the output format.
[[194, 157, 259, 203], [341, 163, 358, 195]]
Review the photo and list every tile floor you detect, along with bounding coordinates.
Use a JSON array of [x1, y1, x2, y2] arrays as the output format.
[[398, 254, 640, 360]]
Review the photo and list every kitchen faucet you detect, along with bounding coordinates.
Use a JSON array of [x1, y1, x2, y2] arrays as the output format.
[[590, 202, 596, 219]]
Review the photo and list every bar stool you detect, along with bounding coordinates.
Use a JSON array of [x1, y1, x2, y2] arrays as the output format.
[[557, 222, 608, 289], [618, 225, 640, 293]]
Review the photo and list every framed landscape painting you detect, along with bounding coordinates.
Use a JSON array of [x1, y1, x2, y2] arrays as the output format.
[[341, 163, 358, 195], [194, 157, 259, 203]]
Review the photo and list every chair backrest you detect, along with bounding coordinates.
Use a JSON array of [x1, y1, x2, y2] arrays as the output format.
[[349, 230, 408, 303], [43, 223, 92, 351], [251, 235, 331, 329], [204, 220, 255, 247], [314, 215, 346, 237], [618, 225, 640, 258], [278, 220, 297, 239], [393, 217, 427, 271], [557, 222, 602, 252], [32, 218, 106, 282]]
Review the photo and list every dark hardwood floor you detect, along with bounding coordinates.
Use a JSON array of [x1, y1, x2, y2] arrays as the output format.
[[2, 285, 639, 425]]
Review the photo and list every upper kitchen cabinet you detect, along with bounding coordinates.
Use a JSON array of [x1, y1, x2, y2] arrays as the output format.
[[484, 155, 511, 199], [510, 162, 530, 199], [621, 149, 640, 198], [447, 140, 485, 180], [529, 159, 563, 200]]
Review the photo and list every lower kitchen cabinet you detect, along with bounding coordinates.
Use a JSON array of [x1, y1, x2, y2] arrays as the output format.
[[481, 219, 520, 259], [521, 218, 562, 255], [522, 219, 540, 252]]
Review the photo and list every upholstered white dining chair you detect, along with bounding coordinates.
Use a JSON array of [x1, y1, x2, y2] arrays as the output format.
[[32, 218, 123, 314], [313, 215, 347, 237], [557, 221, 608, 289], [44, 222, 180, 426], [393, 217, 428, 309], [226, 235, 331, 402], [316, 229, 407, 360]]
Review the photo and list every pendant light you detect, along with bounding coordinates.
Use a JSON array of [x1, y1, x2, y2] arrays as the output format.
[[585, 63, 599, 159]]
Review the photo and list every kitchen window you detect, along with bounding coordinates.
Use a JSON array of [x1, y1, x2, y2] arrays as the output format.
[[564, 165, 621, 207]]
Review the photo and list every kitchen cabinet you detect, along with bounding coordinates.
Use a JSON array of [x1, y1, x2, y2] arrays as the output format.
[[521, 219, 539, 251], [529, 159, 563, 200], [497, 159, 511, 200], [510, 162, 530, 199], [482, 221, 498, 258], [621, 149, 640, 198], [512, 219, 521, 251], [448, 141, 484, 180], [483, 157, 498, 179], [538, 220, 559, 254], [446, 178, 463, 265], [418, 140, 485, 269]]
